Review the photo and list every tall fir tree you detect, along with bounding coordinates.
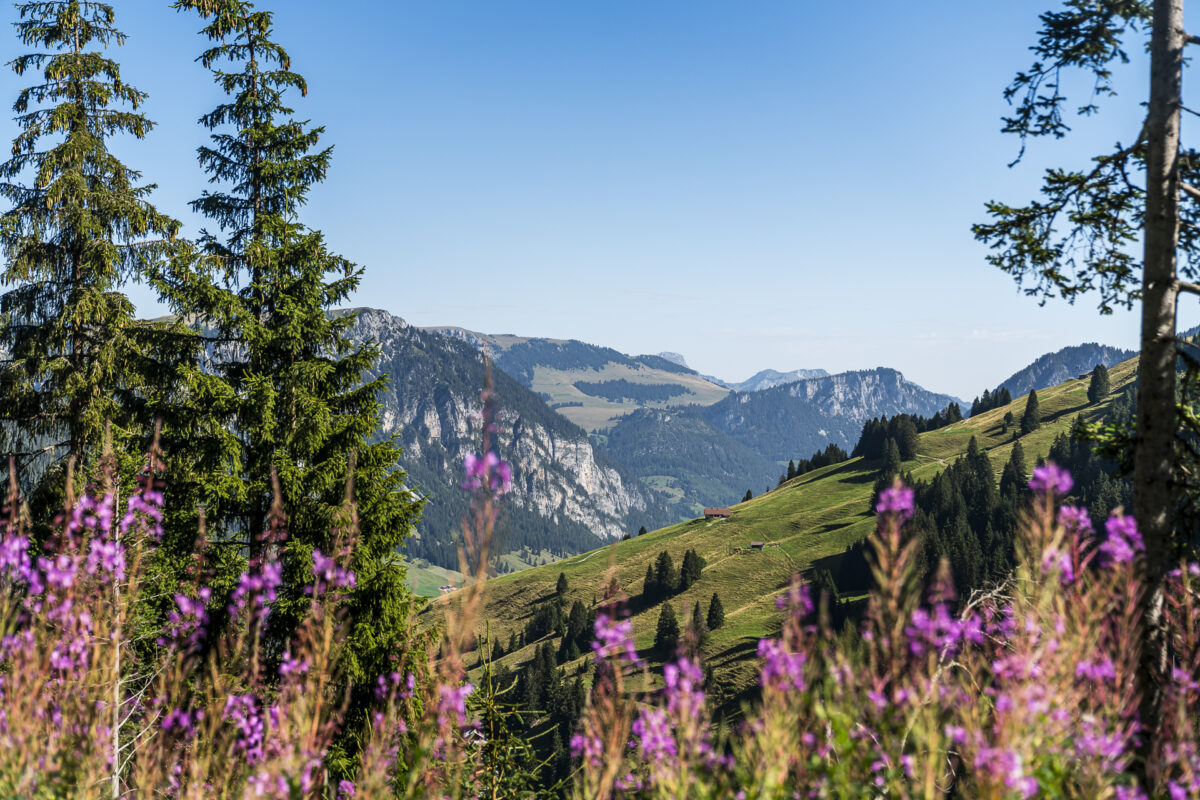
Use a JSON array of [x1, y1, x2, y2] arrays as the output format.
[[1088, 363, 1112, 404], [161, 0, 424, 744], [706, 592, 724, 630], [654, 603, 679, 656], [1020, 389, 1041, 435], [0, 0, 186, 510]]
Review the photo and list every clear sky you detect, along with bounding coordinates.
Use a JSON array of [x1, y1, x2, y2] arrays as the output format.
[[1, 1, 1191, 399]]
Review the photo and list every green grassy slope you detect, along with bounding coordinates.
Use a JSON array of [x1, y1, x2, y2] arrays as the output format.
[[443, 357, 1137, 698]]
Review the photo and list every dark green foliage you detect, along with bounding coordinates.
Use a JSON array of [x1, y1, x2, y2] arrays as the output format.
[[1088, 364, 1112, 403], [0, 0, 185, 503], [160, 4, 425, 707], [679, 548, 706, 591], [638, 525, 647, 536], [999, 441, 1028, 501], [572, 379, 688, 403], [1021, 390, 1042, 434], [597, 407, 778, 515], [706, 592, 725, 630], [969, 387, 1013, 417], [689, 601, 708, 649], [555, 572, 568, 596], [1002, 411, 1015, 433], [878, 439, 902, 483], [654, 603, 680, 656], [743, 489, 753, 502], [787, 460, 796, 480], [643, 563, 656, 600], [792, 443, 850, 477], [853, 409, 958, 462]]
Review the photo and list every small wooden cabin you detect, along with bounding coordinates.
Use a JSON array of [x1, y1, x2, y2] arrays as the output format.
[[704, 507, 732, 519], [749, 542, 765, 551]]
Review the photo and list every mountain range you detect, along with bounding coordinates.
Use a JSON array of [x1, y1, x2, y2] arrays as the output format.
[[349, 308, 1143, 584]]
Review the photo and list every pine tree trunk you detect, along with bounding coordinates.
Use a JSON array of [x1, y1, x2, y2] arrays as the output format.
[[1136, 0, 1184, 754]]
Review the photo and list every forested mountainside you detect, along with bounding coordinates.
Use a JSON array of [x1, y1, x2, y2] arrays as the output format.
[[344, 309, 675, 569], [600, 367, 961, 512], [993, 343, 1135, 400]]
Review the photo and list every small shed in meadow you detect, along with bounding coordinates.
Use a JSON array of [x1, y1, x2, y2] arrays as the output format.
[[749, 542, 765, 551]]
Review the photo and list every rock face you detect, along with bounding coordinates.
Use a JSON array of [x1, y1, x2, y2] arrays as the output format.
[[992, 343, 1136, 401], [343, 308, 674, 569]]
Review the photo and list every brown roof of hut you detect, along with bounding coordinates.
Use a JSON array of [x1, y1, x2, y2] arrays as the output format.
[[704, 507, 732, 519]]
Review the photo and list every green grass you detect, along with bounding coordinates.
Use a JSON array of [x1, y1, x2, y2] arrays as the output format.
[[435, 358, 1137, 697]]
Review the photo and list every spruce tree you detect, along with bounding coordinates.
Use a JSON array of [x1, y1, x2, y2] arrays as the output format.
[[743, 489, 753, 502], [654, 603, 679, 656], [1020, 389, 1041, 435], [690, 600, 708, 649], [556, 572, 568, 596], [164, 0, 423, 740], [0, 0, 185, 506], [643, 562, 657, 600], [653, 550, 678, 597], [706, 592, 725, 630], [1088, 363, 1112, 404]]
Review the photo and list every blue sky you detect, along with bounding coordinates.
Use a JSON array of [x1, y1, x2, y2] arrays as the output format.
[[1, 1, 1189, 398]]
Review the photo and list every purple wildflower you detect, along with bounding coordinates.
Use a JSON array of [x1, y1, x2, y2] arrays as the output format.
[[632, 706, 676, 763], [229, 560, 282, 622], [1058, 505, 1093, 536], [591, 613, 640, 665], [1099, 514, 1144, 566], [310, 548, 356, 594], [462, 451, 513, 494], [161, 708, 203, 739], [224, 694, 265, 764], [875, 485, 915, 520], [159, 588, 211, 651], [1029, 463, 1073, 496], [757, 637, 807, 693]]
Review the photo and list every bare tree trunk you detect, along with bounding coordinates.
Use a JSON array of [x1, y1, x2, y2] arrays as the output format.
[[1136, 0, 1184, 756]]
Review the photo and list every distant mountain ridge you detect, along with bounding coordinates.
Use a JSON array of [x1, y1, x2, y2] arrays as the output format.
[[601, 367, 962, 513], [727, 368, 831, 393], [345, 309, 675, 570], [421, 326, 730, 431], [993, 343, 1135, 400]]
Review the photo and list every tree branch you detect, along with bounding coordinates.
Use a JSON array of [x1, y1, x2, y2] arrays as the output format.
[[1176, 278, 1200, 297], [1181, 182, 1200, 201]]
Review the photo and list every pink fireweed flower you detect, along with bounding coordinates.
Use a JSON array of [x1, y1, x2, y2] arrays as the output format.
[[1099, 513, 1143, 566], [310, 548, 355, 594], [757, 637, 807, 693], [229, 560, 282, 623], [571, 732, 604, 769], [591, 613, 640, 665], [875, 485, 915, 520], [631, 706, 676, 764], [223, 694, 265, 764], [159, 587, 211, 651], [462, 451, 513, 494], [161, 708, 203, 739], [280, 650, 309, 678], [435, 682, 474, 729], [1029, 463, 1073, 496], [1058, 504, 1093, 536], [776, 578, 814, 618], [85, 536, 125, 581]]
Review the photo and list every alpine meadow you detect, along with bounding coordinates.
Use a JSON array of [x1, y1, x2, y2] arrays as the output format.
[[6, 1, 1200, 799]]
